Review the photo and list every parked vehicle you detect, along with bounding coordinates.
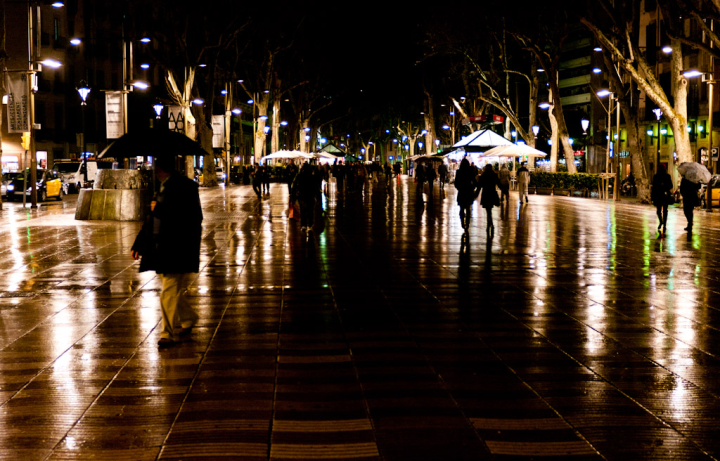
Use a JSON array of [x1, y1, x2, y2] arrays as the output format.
[[6, 169, 66, 202], [53, 160, 113, 192]]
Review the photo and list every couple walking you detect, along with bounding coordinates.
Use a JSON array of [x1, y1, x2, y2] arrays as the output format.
[[454, 159, 500, 235], [652, 164, 700, 237]]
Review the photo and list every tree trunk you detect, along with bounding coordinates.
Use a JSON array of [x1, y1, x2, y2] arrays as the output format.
[[549, 75, 577, 173], [423, 89, 437, 155], [548, 106, 559, 172], [271, 95, 281, 154], [298, 115, 310, 153], [254, 96, 269, 162], [626, 112, 650, 202], [196, 108, 217, 187]]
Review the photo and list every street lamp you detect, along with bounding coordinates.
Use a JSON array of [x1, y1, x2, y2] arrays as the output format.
[[532, 125, 539, 139], [652, 108, 663, 175], [77, 81, 91, 187], [596, 88, 621, 201], [153, 100, 164, 119], [581, 119, 589, 135]]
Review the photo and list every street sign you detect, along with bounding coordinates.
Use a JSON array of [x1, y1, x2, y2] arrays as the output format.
[[712, 147, 719, 161]]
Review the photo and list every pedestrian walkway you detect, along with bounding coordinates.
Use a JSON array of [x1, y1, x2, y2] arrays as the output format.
[[2, 178, 720, 460]]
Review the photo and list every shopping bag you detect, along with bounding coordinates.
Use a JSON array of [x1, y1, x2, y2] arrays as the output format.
[[288, 201, 301, 221]]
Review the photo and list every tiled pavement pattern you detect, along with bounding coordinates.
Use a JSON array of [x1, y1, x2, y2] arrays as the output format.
[[1, 177, 720, 460]]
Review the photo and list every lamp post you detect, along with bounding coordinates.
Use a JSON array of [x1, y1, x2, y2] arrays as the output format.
[[532, 125, 539, 139], [77, 81, 91, 187], [596, 89, 620, 200], [683, 68, 716, 210]]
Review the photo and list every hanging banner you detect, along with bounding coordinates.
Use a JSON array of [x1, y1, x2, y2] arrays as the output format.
[[6, 72, 31, 133], [212, 115, 224, 149], [105, 92, 125, 139], [168, 105, 185, 133]]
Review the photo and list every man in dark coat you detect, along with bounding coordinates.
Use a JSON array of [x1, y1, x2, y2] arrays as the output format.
[[680, 176, 701, 234], [131, 155, 203, 347]]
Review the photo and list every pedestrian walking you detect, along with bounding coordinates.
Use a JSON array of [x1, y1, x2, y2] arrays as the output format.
[[680, 176, 701, 234], [333, 160, 345, 194], [252, 163, 262, 198], [454, 158, 478, 230], [498, 163, 511, 204], [384, 162, 392, 186], [393, 161, 401, 179], [131, 155, 203, 348], [292, 163, 320, 232], [438, 162, 448, 189], [426, 163, 436, 195], [286, 160, 299, 195], [651, 164, 673, 235], [477, 164, 501, 235], [517, 163, 530, 203], [262, 164, 271, 194]]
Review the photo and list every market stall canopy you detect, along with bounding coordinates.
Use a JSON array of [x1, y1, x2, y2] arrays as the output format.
[[318, 143, 347, 157], [481, 144, 548, 158], [314, 152, 339, 159], [408, 154, 444, 162], [451, 129, 513, 152], [261, 150, 313, 161]]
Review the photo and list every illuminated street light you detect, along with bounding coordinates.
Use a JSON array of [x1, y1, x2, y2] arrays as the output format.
[[539, 102, 551, 109], [191, 98, 204, 105], [140, 63, 150, 69], [132, 81, 149, 90], [70, 38, 81, 45], [153, 101, 164, 119], [596, 89, 612, 98], [140, 37, 151, 43], [581, 118, 589, 135], [232, 108, 242, 115], [532, 125, 540, 139], [40, 59, 62, 68]]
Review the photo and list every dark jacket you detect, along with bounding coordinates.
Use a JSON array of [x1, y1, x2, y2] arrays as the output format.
[[292, 166, 320, 202], [477, 169, 500, 209], [132, 173, 203, 274], [454, 165, 478, 207], [680, 177, 701, 208], [651, 171, 673, 207]]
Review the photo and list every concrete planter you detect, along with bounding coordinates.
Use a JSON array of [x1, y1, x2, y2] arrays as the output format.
[[554, 188, 571, 197], [535, 186, 553, 195], [75, 169, 153, 221], [571, 188, 588, 198]]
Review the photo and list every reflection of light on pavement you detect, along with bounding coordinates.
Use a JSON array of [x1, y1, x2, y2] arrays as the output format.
[[670, 378, 690, 422], [64, 436, 77, 450]]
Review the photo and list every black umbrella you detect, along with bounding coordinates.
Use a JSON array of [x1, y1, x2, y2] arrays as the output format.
[[98, 129, 209, 159]]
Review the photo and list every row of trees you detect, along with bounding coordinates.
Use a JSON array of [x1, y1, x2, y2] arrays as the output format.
[[404, 0, 720, 202]]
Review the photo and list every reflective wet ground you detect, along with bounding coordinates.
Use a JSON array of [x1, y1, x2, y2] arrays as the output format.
[[2, 177, 720, 460]]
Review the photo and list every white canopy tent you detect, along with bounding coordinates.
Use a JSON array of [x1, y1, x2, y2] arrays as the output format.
[[481, 144, 547, 159], [451, 129, 513, 152], [261, 150, 313, 164]]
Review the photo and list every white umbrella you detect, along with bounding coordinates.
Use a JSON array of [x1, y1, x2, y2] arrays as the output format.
[[678, 162, 712, 184], [481, 144, 547, 158]]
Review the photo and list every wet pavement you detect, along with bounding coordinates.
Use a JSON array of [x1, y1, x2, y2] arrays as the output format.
[[2, 177, 720, 460]]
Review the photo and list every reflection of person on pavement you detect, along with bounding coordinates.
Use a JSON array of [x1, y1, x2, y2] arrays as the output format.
[[131, 155, 203, 347]]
